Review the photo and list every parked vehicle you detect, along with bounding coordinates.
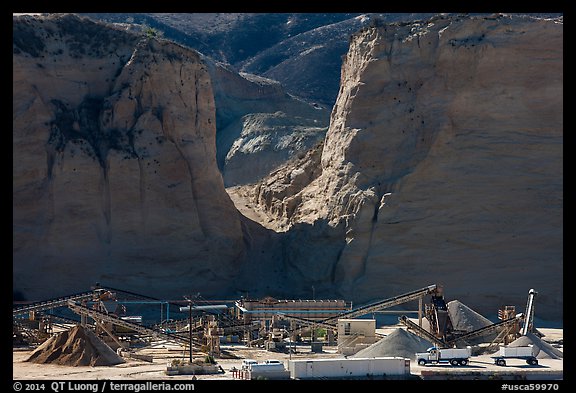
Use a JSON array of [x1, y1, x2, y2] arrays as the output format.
[[491, 345, 538, 366], [416, 346, 472, 366], [241, 359, 258, 370]]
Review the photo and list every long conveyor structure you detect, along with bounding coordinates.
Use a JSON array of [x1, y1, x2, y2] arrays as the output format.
[[399, 314, 525, 348], [320, 284, 438, 325], [67, 300, 200, 346], [13, 291, 96, 317], [398, 315, 449, 347], [445, 315, 524, 346], [285, 284, 438, 336]]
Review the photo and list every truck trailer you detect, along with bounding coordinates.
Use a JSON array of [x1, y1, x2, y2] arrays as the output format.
[[491, 345, 538, 366], [416, 346, 472, 366]]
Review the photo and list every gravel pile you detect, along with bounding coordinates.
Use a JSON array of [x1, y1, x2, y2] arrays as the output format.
[[352, 328, 433, 360], [508, 332, 563, 359], [26, 325, 125, 366], [446, 300, 502, 344], [447, 300, 493, 331]]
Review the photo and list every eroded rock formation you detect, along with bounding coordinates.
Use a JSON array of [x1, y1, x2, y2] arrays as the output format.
[[13, 14, 246, 300], [13, 13, 563, 322], [242, 14, 563, 320]]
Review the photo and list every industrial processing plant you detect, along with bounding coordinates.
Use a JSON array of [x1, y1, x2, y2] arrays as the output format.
[[13, 284, 563, 380]]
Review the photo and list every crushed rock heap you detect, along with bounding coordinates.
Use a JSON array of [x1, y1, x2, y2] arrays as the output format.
[[508, 332, 563, 359], [408, 299, 498, 345], [412, 300, 494, 332], [26, 325, 125, 366], [352, 328, 433, 359], [447, 300, 493, 332]]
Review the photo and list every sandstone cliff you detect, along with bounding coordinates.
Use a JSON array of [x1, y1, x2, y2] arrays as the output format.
[[13, 13, 564, 322], [13, 14, 246, 300], [241, 14, 563, 320]]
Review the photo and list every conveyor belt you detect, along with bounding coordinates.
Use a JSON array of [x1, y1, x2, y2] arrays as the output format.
[[320, 284, 437, 325], [67, 301, 200, 346], [282, 284, 437, 336], [398, 315, 448, 347], [13, 291, 95, 317], [445, 315, 523, 346]]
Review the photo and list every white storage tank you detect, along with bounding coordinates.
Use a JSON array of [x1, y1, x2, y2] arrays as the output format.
[[287, 357, 410, 379]]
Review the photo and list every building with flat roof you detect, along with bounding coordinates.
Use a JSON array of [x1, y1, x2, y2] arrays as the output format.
[[337, 318, 378, 355], [235, 297, 350, 324]]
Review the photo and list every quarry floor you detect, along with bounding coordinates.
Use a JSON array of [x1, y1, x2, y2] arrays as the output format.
[[12, 325, 563, 381]]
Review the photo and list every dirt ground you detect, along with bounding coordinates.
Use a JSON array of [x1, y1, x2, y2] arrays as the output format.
[[13, 326, 563, 380], [13, 342, 342, 380]]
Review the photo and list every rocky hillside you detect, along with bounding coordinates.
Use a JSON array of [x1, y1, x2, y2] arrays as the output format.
[[73, 13, 333, 186], [204, 58, 329, 186], [78, 13, 440, 106], [13, 14, 250, 300], [238, 14, 563, 320], [77, 13, 360, 105]]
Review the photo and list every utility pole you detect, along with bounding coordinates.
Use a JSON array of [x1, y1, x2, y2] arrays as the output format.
[[188, 299, 193, 363], [283, 329, 292, 360]]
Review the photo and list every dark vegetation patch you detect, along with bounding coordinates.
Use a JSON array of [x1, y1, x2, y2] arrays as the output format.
[[48, 98, 139, 169]]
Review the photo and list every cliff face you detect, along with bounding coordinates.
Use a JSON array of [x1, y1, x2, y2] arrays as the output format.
[[244, 14, 563, 320], [13, 13, 563, 321], [13, 14, 246, 300]]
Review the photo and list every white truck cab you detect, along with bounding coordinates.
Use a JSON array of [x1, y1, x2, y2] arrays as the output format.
[[241, 359, 258, 370]]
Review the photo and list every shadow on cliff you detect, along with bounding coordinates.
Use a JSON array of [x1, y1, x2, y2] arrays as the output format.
[[236, 210, 348, 301]]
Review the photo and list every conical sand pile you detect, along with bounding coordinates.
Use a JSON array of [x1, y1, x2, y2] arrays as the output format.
[[447, 300, 501, 344], [410, 300, 497, 342], [447, 300, 493, 331], [352, 328, 433, 359], [26, 325, 125, 366], [508, 332, 563, 359]]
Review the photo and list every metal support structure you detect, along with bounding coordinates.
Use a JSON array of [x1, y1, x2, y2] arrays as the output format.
[[521, 289, 538, 336], [485, 324, 515, 353], [189, 300, 193, 362], [282, 284, 438, 337], [445, 315, 524, 346], [95, 321, 125, 350], [322, 284, 438, 324], [67, 300, 194, 346], [398, 315, 448, 348], [418, 296, 423, 328], [180, 296, 196, 362], [13, 291, 96, 317]]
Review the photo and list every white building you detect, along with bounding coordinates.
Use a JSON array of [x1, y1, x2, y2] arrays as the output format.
[[287, 357, 410, 379], [337, 319, 378, 355]]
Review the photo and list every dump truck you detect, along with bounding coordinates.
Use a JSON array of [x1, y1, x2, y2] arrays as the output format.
[[241, 359, 258, 370], [491, 345, 538, 366], [416, 346, 472, 366]]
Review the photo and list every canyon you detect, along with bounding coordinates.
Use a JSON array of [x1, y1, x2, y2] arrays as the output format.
[[13, 13, 563, 321]]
